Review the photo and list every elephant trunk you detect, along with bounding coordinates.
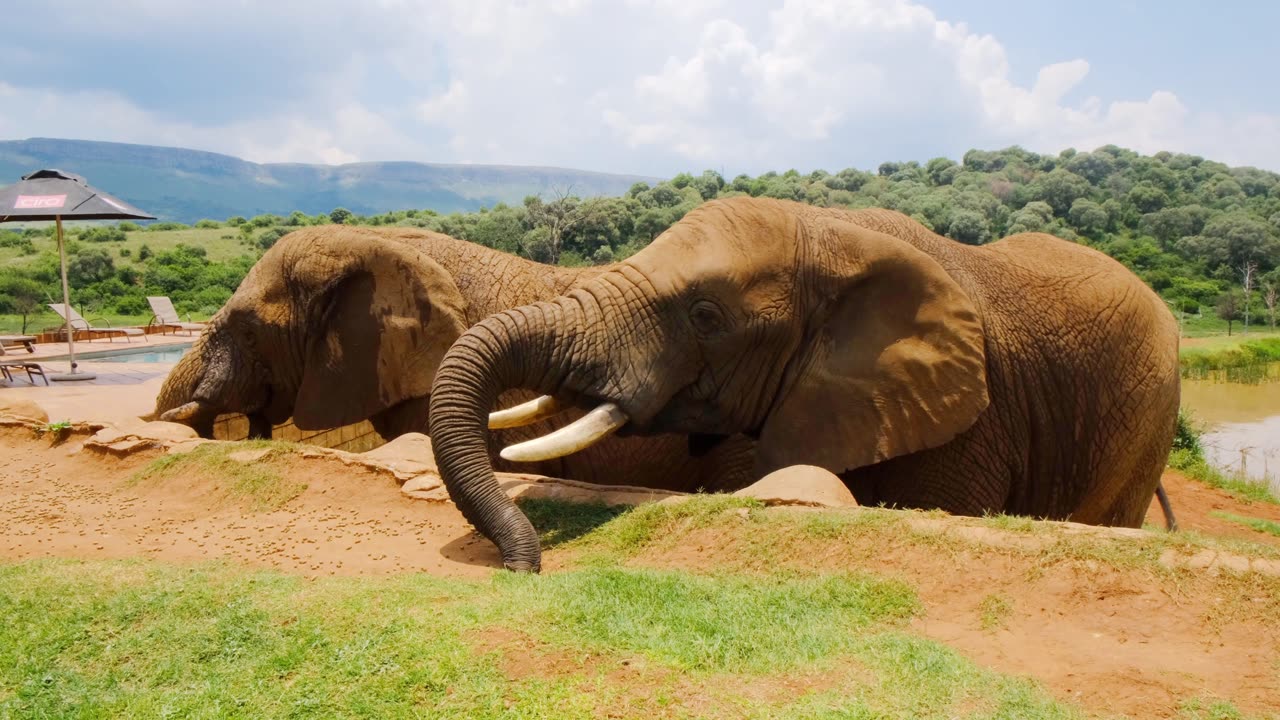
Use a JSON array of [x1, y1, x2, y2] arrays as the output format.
[[429, 300, 585, 573], [153, 317, 273, 439], [153, 335, 220, 436]]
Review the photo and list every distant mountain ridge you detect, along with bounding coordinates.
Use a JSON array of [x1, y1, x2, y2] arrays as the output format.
[[0, 138, 658, 224]]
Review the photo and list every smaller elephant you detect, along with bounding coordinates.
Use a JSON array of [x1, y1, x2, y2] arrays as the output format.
[[428, 197, 1182, 571], [153, 225, 755, 492]]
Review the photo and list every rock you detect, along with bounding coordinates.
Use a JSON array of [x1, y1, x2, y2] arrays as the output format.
[[0, 397, 49, 425], [85, 420, 198, 456], [733, 465, 859, 508], [135, 421, 199, 442], [359, 432, 436, 479], [401, 474, 448, 501], [398, 468, 689, 508], [228, 448, 272, 463]]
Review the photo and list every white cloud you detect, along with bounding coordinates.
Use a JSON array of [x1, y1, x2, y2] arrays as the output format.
[[1, 0, 1278, 174]]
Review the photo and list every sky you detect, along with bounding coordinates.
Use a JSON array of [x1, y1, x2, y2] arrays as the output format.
[[1, 0, 1278, 177]]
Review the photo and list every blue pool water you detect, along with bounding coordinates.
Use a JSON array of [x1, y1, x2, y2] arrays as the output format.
[[89, 344, 191, 363]]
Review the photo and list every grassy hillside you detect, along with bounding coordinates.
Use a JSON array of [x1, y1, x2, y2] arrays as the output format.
[[0, 138, 658, 223]]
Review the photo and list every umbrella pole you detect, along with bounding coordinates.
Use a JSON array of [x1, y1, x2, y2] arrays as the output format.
[[50, 215, 95, 382]]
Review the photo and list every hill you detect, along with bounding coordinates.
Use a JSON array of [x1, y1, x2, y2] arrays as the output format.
[[0, 138, 657, 223]]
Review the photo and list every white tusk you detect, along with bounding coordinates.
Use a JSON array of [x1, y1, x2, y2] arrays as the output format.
[[499, 402, 629, 463], [488, 395, 564, 429]]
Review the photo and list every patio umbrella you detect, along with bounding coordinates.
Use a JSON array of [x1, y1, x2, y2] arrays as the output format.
[[0, 169, 155, 381]]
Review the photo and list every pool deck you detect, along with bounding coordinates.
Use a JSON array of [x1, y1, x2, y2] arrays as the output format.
[[1, 333, 197, 423]]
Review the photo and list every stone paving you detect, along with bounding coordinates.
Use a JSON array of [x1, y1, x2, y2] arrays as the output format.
[[1, 332, 197, 423]]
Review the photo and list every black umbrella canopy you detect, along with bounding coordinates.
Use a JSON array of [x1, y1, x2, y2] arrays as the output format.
[[0, 168, 154, 222]]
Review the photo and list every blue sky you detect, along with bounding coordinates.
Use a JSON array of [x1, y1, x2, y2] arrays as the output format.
[[2, 0, 1277, 176]]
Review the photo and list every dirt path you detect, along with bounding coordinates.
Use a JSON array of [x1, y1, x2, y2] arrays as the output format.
[[2, 428, 1278, 718], [0, 428, 503, 577]]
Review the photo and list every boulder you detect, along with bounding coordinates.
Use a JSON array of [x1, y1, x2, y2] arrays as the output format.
[[732, 464, 859, 508], [0, 397, 49, 425], [360, 432, 437, 479]]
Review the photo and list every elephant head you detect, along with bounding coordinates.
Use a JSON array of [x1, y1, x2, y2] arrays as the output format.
[[428, 197, 990, 571], [155, 226, 470, 439]]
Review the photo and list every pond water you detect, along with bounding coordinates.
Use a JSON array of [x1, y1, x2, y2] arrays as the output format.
[[1179, 361, 1280, 492]]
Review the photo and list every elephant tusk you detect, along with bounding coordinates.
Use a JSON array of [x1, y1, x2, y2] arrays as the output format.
[[159, 400, 203, 423], [488, 395, 564, 429], [499, 402, 629, 463]]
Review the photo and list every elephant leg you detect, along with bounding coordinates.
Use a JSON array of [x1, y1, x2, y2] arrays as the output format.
[[247, 413, 272, 440]]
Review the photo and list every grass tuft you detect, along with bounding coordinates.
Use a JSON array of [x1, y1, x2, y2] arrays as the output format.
[[1211, 511, 1280, 538], [977, 593, 1013, 631], [131, 440, 307, 510]]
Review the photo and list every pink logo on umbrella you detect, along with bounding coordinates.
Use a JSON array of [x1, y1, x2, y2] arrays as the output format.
[[15, 194, 67, 209]]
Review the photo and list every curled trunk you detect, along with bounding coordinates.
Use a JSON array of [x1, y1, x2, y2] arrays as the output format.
[[428, 301, 579, 572]]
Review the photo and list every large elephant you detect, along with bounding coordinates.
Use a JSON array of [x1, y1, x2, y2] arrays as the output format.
[[153, 225, 754, 491], [428, 197, 1182, 571]]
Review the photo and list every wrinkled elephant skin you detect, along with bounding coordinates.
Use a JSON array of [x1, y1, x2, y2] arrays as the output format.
[[428, 197, 1181, 571]]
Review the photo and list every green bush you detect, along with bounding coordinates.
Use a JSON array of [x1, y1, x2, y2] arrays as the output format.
[[1171, 408, 1204, 460], [79, 226, 127, 243]]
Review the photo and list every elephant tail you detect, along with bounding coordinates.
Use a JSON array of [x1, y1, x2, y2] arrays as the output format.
[[1155, 480, 1178, 532]]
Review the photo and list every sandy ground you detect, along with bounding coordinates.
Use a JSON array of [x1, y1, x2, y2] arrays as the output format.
[[1, 426, 1278, 718]]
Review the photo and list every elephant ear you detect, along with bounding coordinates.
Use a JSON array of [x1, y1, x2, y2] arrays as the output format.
[[755, 217, 989, 475], [292, 239, 469, 430]]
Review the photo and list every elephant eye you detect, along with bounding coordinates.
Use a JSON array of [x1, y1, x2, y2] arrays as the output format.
[[689, 300, 727, 337]]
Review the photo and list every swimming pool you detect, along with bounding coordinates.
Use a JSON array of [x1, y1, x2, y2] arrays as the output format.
[[78, 343, 193, 363]]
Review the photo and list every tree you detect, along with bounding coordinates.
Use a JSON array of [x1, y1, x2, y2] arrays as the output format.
[[329, 207, 353, 225], [1240, 260, 1258, 332], [0, 274, 44, 333], [946, 210, 989, 245], [1029, 169, 1091, 215], [1262, 280, 1278, 329], [1127, 182, 1168, 213], [1215, 290, 1243, 335], [1006, 201, 1054, 233], [67, 248, 116, 286], [523, 188, 608, 265], [1067, 198, 1108, 237], [1177, 212, 1280, 273]]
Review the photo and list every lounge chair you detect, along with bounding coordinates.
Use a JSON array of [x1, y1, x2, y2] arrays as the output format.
[[47, 303, 146, 343], [146, 296, 206, 336], [0, 335, 37, 353], [0, 360, 48, 385]]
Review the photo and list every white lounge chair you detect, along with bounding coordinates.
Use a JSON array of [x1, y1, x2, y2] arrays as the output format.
[[0, 335, 37, 353], [146, 296, 206, 336], [47, 303, 146, 343]]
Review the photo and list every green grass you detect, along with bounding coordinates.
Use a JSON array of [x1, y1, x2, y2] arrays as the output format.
[[3, 494, 1279, 718], [1177, 696, 1277, 720], [0, 559, 1086, 720], [0, 227, 250, 269], [977, 594, 1013, 631], [130, 440, 306, 511], [1168, 448, 1280, 505], [1180, 336, 1280, 381], [1211, 511, 1280, 538]]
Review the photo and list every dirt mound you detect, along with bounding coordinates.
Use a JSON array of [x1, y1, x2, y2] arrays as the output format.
[[1147, 469, 1280, 547], [1, 427, 1278, 718]]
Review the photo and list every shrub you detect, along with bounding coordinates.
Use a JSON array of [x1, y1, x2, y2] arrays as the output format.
[[80, 226, 128, 243]]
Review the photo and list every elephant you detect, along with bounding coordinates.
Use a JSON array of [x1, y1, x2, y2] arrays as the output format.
[[153, 225, 755, 491], [427, 196, 1182, 571]]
